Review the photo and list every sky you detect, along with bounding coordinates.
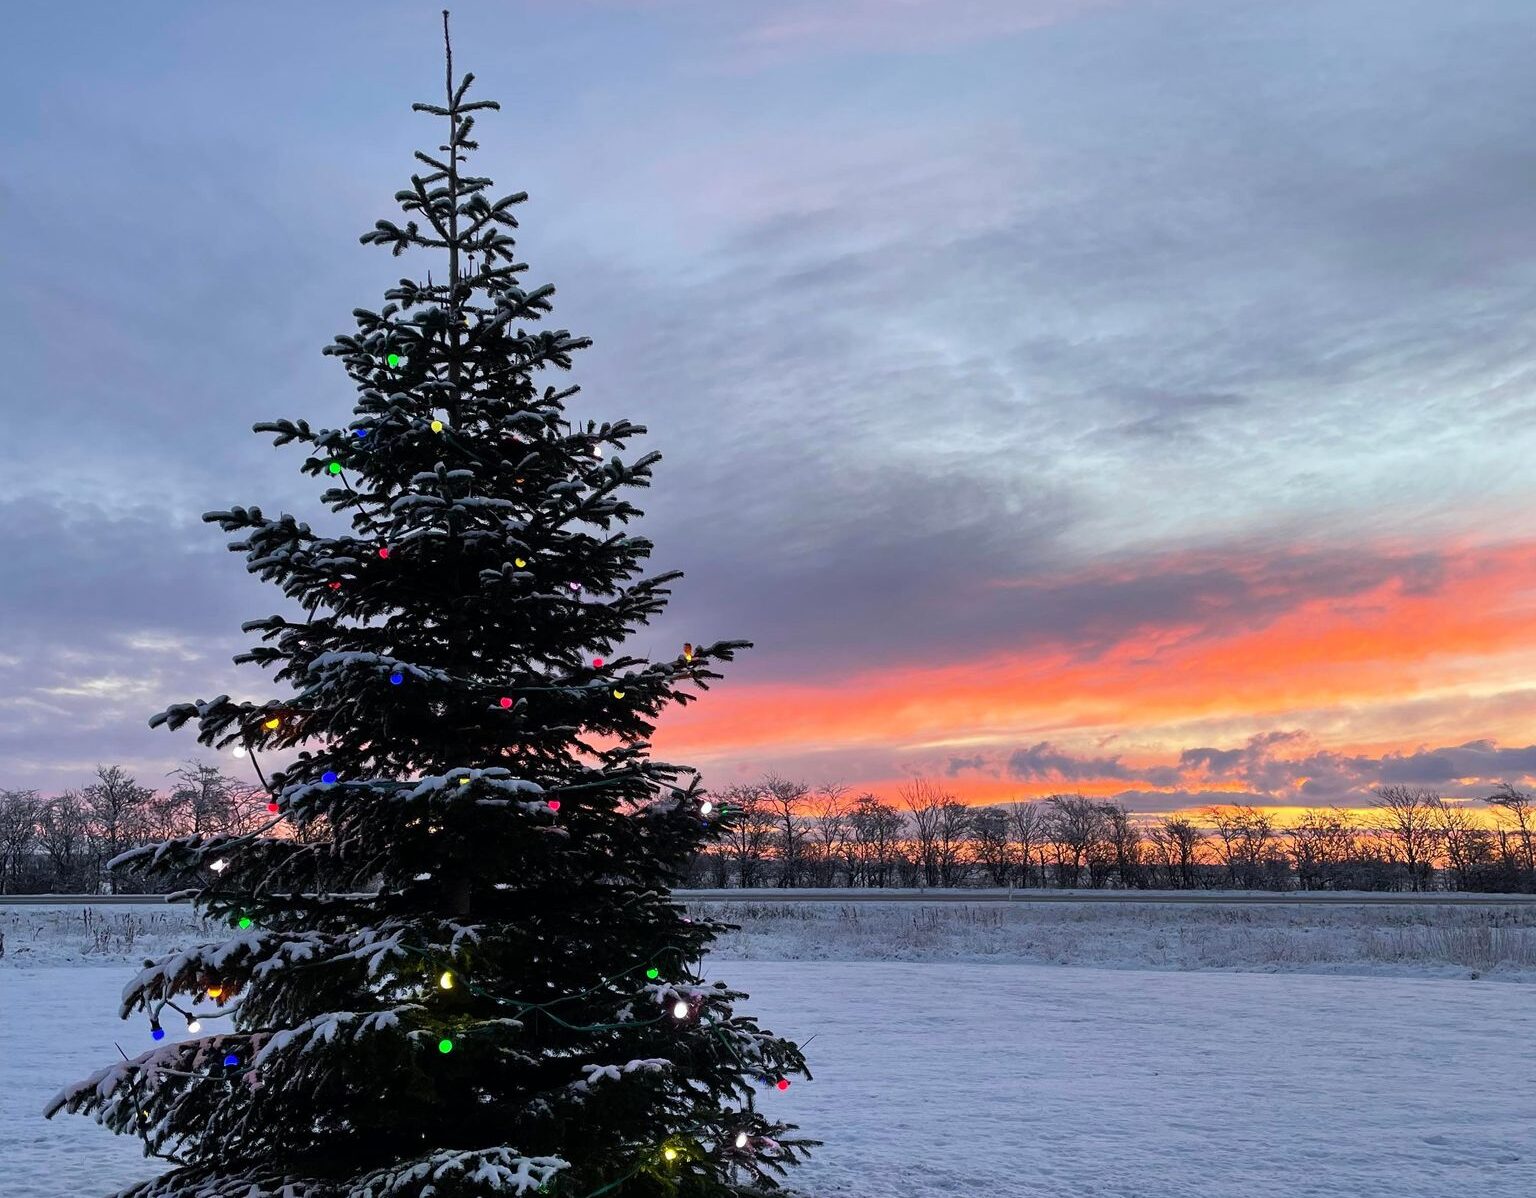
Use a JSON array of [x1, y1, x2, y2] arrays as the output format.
[[4, 0, 1536, 817]]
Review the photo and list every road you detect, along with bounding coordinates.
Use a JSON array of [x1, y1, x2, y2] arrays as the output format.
[[3, 888, 1534, 906]]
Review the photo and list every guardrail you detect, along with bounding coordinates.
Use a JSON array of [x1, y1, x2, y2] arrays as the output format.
[[3, 889, 1535, 906]]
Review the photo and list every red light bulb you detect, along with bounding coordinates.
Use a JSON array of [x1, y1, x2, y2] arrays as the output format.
[[378, 547, 390, 559], [328, 581, 341, 591], [266, 802, 279, 814], [776, 1079, 790, 1091], [593, 657, 604, 668], [547, 800, 561, 812], [499, 696, 513, 708]]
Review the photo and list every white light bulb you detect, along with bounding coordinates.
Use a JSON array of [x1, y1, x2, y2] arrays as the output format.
[[700, 801, 713, 815], [231, 747, 247, 758], [187, 1019, 202, 1033], [210, 859, 228, 874], [735, 1131, 749, 1149], [671, 1000, 689, 1019]]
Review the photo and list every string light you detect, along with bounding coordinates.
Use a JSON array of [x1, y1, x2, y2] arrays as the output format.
[[187, 1019, 202, 1033], [327, 461, 342, 475], [568, 581, 581, 592], [547, 800, 560, 812], [387, 353, 401, 367], [438, 971, 454, 990], [378, 547, 390, 559], [437, 1038, 454, 1054], [223, 1054, 239, 1067], [514, 557, 527, 568], [662, 1148, 677, 1162], [776, 1079, 790, 1091], [430, 419, 443, 433], [266, 801, 279, 814], [210, 858, 228, 872], [735, 1132, 749, 1149], [499, 696, 513, 708], [237, 917, 253, 930], [329, 581, 342, 591], [671, 1000, 689, 1019], [354, 429, 368, 439], [321, 771, 338, 785], [683, 642, 694, 662], [645, 968, 660, 980], [151, 1025, 165, 1041], [232, 747, 248, 759], [263, 717, 280, 730], [613, 689, 626, 699], [389, 672, 404, 685], [700, 801, 713, 816], [592, 656, 605, 668], [206, 987, 224, 1000]]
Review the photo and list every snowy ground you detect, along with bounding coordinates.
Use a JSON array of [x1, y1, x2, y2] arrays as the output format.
[[8, 897, 1535, 979], [3, 903, 1534, 1197]]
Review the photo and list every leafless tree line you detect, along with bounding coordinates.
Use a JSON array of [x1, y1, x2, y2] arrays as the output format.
[[684, 778, 1536, 893], [0, 763, 268, 894], [6, 766, 1535, 894]]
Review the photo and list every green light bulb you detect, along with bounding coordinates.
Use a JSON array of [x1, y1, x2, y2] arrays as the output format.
[[327, 461, 342, 474], [237, 916, 253, 930], [387, 353, 401, 367], [438, 1037, 454, 1054], [646, 967, 660, 980]]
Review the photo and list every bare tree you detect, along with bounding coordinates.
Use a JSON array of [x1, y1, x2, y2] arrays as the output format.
[[1008, 800, 1048, 888], [968, 807, 1014, 886], [169, 761, 241, 835], [1286, 808, 1360, 890], [849, 793, 904, 887], [1428, 796, 1495, 891], [1485, 783, 1536, 884], [1147, 816, 1206, 888], [82, 764, 154, 892], [1370, 786, 1441, 891], [899, 779, 971, 887], [714, 783, 775, 888], [37, 791, 92, 893], [1100, 802, 1146, 889], [760, 775, 813, 887], [1044, 794, 1108, 888], [806, 783, 851, 887], [1204, 805, 1280, 889], [0, 790, 42, 893]]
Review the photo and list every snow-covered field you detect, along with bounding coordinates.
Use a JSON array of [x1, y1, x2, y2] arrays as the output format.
[[8, 897, 1536, 979], [4, 901, 1534, 1197]]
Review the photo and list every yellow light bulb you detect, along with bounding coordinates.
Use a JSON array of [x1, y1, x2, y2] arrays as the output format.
[[613, 689, 625, 699], [430, 419, 444, 433], [514, 558, 527, 568], [206, 986, 223, 999], [663, 1147, 678, 1162], [263, 717, 280, 730], [458, 777, 469, 785], [439, 971, 454, 990]]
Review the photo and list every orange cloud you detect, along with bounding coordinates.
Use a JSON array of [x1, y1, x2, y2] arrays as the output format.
[[655, 535, 1536, 807]]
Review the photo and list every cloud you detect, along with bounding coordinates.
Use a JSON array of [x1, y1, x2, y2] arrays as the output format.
[[731, 0, 1133, 60]]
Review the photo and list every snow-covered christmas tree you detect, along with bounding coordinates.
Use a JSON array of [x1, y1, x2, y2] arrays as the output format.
[[48, 16, 816, 1197]]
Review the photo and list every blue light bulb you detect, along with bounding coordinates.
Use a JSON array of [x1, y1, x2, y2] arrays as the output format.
[[389, 672, 404, 685], [151, 1026, 165, 1041], [322, 771, 338, 785], [224, 1054, 239, 1067]]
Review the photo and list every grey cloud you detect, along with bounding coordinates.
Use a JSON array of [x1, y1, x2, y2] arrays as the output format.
[[1008, 741, 1135, 781]]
